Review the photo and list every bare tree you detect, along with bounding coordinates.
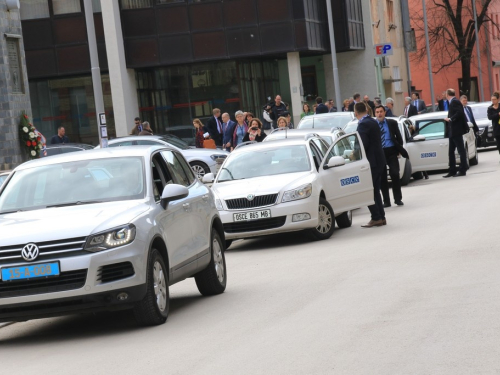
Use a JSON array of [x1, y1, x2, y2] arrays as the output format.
[[411, 0, 499, 98]]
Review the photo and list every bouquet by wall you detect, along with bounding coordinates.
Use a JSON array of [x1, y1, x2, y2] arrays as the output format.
[[19, 112, 44, 159]]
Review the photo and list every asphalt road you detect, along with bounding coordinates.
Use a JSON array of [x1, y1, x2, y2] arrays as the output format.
[[1, 149, 500, 375]]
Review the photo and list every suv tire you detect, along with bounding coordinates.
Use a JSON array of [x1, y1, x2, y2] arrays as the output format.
[[400, 159, 412, 186], [336, 210, 352, 228], [195, 230, 227, 296], [308, 198, 335, 240], [133, 248, 169, 326], [190, 161, 210, 179]]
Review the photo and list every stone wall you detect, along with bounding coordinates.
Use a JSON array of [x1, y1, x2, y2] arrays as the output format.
[[0, 1, 31, 171]]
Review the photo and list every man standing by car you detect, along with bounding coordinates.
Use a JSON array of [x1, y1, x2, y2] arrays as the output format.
[[221, 112, 236, 151], [443, 88, 469, 178], [403, 97, 418, 118], [51, 126, 69, 144], [206, 108, 223, 148], [385, 98, 395, 117], [266, 95, 287, 129], [355, 102, 387, 228], [412, 92, 427, 114], [348, 93, 361, 111], [315, 97, 329, 114], [374, 105, 409, 207], [130, 117, 143, 135], [460, 95, 480, 136]]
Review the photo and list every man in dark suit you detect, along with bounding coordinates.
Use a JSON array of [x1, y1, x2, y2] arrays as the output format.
[[411, 92, 427, 114], [403, 97, 418, 118], [385, 97, 395, 117], [315, 96, 329, 114], [355, 102, 387, 228], [206, 108, 223, 147], [438, 91, 449, 111], [348, 93, 361, 112], [363, 95, 376, 114], [374, 105, 410, 207], [221, 112, 236, 151], [443, 88, 469, 178], [460, 95, 479, 133], [328, 99, 337, 113]]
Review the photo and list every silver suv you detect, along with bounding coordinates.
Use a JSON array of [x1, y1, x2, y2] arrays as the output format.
[[0, 146, 227, 326]]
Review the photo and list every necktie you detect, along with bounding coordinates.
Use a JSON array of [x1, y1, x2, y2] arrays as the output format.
[[379, 121, 387, 148], [414, 100, 417, 108], [464, 108, 470, 122], [444, 100, 448, 110], [223, 122, 227, 133], [217, 118, 222, 133]]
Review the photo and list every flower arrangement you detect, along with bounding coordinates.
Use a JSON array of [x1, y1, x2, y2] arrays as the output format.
[[19, 112, 42, 159]]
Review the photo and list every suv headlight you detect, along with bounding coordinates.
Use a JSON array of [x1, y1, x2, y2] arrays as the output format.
[[85, 224, 136, 252], [282, 183, 312, 203]]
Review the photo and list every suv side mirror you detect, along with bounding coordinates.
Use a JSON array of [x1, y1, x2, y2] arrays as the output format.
[[160, 184, 189, 209], [412, 134, 426, 142], [324, 156, 346, 170], [202, 173, 215, 183]]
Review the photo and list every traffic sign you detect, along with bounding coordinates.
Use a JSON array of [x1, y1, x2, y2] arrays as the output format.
[[374, 43, 393, 56]]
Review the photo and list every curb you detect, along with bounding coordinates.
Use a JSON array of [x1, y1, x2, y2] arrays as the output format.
[[0, 322, 14, 329]]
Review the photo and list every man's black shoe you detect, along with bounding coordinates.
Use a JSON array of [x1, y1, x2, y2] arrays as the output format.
[[383, 202, 391, 208], [443, 173, 456, 178], [395, 201, 404, 206], [453, 172, 466, 177]]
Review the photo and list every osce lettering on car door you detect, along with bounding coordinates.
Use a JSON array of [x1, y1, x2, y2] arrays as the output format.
[[405, 120, 449, 172], [319, 133, 374, 213]]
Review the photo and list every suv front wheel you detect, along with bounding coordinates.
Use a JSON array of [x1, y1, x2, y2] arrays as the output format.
[[195, 230, 227, 295]]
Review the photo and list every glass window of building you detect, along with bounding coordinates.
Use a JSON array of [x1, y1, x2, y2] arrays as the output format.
[[52, 0, 82, 15], [121, 0, 153, 9], [20, 0, 50, 20], [92, 0, 102, 12]]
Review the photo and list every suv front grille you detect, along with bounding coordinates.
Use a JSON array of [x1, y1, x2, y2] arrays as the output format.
[[0, 269, 87, 298], [97, 262, 135, 284], [225, 194, 278, 210], [224, 216, 287, 233], [0, 237, 87, 265]]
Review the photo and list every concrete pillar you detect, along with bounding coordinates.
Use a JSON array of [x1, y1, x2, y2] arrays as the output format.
[[287, 52, 303, 127], [101, 1, 139, 137], [323, 54, 336, 102]]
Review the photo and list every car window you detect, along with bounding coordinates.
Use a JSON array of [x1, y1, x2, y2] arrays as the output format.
[[470, 104, 489, 120], [152, 153, 174, 202], [159, 135, 189, 150], [311, 139, 329, 158], [136, 140, 161, 146], [309, 144, 322, 171], [60, 147, 82, 154], [298, 114, 352, 129], [0, 175, 7, 185], [108, 141, 135, 147], [326, 134, 362, 163], [161, 151, 191, 187], [45, 148, 62, 156], [415, 120, 446, 140], [173, 152, 196, 185]]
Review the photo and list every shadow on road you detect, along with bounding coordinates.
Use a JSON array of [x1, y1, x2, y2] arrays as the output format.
[[229, 231, 315, 253]]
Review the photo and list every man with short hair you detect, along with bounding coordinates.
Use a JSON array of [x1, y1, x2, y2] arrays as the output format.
[[221, 112, 236, 151], [266, 95, 288, 129], [51, 126, 69, 144], [355, 102, 387, 227], [403, 97, 418, 118], [375, 105, 409, 207], [363, 95, 375, 113], [460, 95, 479, 134], [412, 92, 427, 114], [315, 97, 329, 114], [282, 111, 294, 129], [438, 91, 449, 111], [443, 88, 469, 177], [328, 99, 337, 113], [130, 117, 142, 135], [206, 108, 223, 147], [348, 93, 361, 111], [139, 121, 153, 135], [385, 97, 395, 117]]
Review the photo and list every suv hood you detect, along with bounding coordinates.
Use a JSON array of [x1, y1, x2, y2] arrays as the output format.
[[212, 172, 314, 200], [0, 200, 149, 247]]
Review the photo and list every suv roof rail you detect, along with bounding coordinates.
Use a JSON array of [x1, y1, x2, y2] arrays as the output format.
[[330, 127, 343, 133], [270, 127, 289, 134], [304, 133, 320, 141], [398, 115, 406, 121], [234, 141, 257, 150]]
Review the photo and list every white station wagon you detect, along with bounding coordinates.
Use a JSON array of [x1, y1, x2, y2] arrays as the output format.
[[203, 133, 375, 248]]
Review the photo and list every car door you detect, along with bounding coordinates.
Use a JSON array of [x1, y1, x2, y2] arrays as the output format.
[[405, 119, 449, 172], [318, 132, 374, 213], [150, 152, 195, 281]]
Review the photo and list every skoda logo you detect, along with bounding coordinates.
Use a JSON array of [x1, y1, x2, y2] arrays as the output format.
[[247, 194, 255, 201], [22, 243, 39, 262]]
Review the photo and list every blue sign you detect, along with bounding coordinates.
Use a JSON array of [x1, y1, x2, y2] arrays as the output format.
[[340, 176, 360, 187], [420, 152, 437, 158]]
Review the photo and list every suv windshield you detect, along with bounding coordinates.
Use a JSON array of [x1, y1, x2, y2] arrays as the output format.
[[160, 135, 189, 150], [298, 114, 352, 129], [0, 157, 145, 213], [218, 145, 310, 182]]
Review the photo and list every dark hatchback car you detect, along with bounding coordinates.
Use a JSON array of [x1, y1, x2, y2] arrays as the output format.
[[43, 143, 95, 157]]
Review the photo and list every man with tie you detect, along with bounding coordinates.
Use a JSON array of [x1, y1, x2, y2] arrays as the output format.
[[385, 97, 395, 117], [438, 91, 449, 111], [443, 88, 469, 178], [403, 97, 418, 118], [412, 92, 427, 114], [375, 105, 410, 207], [206, 108, 223, 147], [221, 112, 236, 151], [460, 95, 479, 134], [355, 102, 387, 228]]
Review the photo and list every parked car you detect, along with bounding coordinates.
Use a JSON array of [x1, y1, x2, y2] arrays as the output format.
[[105, 135, 228, 179], [0, 170, 11, 186], [467, 102, 496, 147], [43, 143, 95, 157], [264, 127, 346, 145], [0, 146, 227, 326], [203, 133, 375, 248], [297, 112, 355, 130]]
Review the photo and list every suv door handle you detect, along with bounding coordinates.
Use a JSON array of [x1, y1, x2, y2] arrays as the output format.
[[360, 166, 370, 171], [439, 143, 448, 147]]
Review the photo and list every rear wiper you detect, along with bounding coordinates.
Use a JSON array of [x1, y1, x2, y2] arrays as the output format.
[[46, 200, 102, 208]]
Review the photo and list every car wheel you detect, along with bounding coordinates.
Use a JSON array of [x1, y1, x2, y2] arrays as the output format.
[[400, 159, 412, 186], [195, 230, 227, 296], [133, 248, 169, 326], [412, 172, 423, 180], [308, 198, 335, 240], [464, 145, 470, 169], [470, 145, 479, 166], [190, 161, 210, 179], [225, 240, 233, 250], [336, 210, 352, 228]]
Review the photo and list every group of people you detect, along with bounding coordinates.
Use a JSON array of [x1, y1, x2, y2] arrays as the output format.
[[130, 117, 154, 136]]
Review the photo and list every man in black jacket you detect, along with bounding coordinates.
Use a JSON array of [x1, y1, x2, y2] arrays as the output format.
[[348, 93, 361, 112], [355, 102, 387, 228], [375, 105, 409, 207], [266, 95, 287, 128], [460, 95, 479, 133], [443, 89, 469, 177], [206, 108, 223, 147], [403, 97, 418, 118], [315, 97, 329, 114]]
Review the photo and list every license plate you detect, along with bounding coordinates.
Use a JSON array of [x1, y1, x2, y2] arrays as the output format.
[[233, 210, 271, 222], [1, 262, 60, 282]]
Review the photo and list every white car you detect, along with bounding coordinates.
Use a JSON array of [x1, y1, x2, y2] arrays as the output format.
[[0, 170, 11, 186], [297, 112, 355, 130], [104, 135, 228, 179], [203, 133, 375, 248], [264, 127, 346, 145]]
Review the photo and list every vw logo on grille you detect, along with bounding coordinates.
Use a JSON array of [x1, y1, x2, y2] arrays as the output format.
[[247, 194, 255, 201], [22, 243, 39, 262]]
